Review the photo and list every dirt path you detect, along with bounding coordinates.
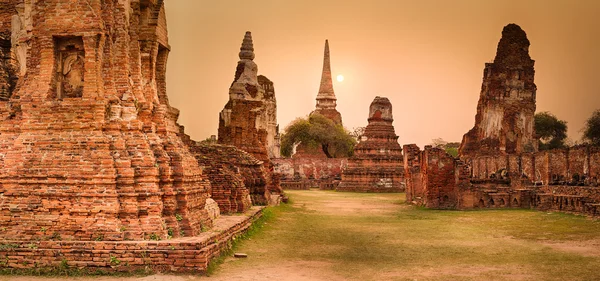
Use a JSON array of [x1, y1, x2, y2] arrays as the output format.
[[3, 190, 600, 281]]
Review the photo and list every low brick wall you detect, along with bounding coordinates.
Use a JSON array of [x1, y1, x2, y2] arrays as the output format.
[[319, 180, 339, 190], [0, 207, 263, 273], [273, 158, 347, 180], [280, 180, 310, 190]]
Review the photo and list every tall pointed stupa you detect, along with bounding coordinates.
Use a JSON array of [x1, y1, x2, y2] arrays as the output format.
[[311, 40, 343, 125]]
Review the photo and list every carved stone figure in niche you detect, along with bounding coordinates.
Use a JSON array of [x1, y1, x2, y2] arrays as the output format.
[[55, 37, 84, 98]]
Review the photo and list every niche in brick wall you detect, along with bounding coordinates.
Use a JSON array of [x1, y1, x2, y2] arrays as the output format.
[[156, 44, 168, 104], [0, 37, 17, 101], [54, 36, 84, 99]]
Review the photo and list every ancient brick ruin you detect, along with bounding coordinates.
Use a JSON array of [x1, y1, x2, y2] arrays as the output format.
[[289, 40, 344, 160], [185, 139, 272, 207], [406, 143, 600, 215], [311, 40, 342, 125], [404, 145, 470, 209], [338, 97, 405, 192], [0, 0, 262, 272], [217, 31, 282, 197], [273, 157, 347, 190], [459, 23, 538, 156], [181, 137, 253, 213], [258, 75, 281, 159], [0, 3, 16, 101], [405, 24, 600, 217], [0, 0, 596, 273], [0, 0, 216, 242]]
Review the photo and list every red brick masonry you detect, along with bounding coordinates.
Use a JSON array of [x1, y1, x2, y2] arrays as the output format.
[[0, 207, 262, 273]]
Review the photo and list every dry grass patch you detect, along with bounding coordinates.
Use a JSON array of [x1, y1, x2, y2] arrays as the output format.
[[208, 190, 600, 281], [7, 190, 600, 281]]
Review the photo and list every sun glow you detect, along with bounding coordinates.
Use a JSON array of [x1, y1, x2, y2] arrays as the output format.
[[336, 74, 344, 82]]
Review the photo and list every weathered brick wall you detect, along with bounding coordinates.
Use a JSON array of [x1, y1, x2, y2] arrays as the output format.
[[185, 140, 262, 211], [291, 143, 329, 159], [0, 0, 212, 242], [338, 158, 405, 192], [403, 144, 422, 203], [521, 153, 535, 182], [547, 149, 568, 183], [537, 185, 600, 205], [460, 24, 537, 157], [279, 180, 311, 190], [457, 187, 533, 209], [257, 75, 280, 159], [0, 207, 262, 273], [217, 32, 281, 197], [408, 144, 600, 218], [421, 146, 459, 209], [415, 24, 600, 217], [273, 157, 347, 180], [591, 146, 600, 180], [0, 1, 16, 100], [469, 146, 600, 187]]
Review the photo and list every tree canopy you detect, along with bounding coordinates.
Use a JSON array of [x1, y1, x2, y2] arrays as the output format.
[[430, 138, 460, 157], [583, 109, 600, 146], [534, 111, 567, 150], [350, 127, 366, 142], [280, 114, 356, 158]]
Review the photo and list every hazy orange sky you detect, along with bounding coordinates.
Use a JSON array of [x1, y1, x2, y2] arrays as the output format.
[[164, 0, 599, 148]]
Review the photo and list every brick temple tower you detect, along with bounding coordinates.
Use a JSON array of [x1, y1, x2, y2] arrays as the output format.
[[0, 0, 214, 241], [338, 96, 405, 192], [217, 32, 282, 200], [311, 40, 342, 125], [459, 24, 537, 157], [218, 32, 271, 163]]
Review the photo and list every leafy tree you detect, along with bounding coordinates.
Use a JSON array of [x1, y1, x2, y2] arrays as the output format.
[[444, 142, 460, 157], [430, 138, 460, 157], [534, 112, 567, 150], [280, 114, 356, 158], [583, 109, 600, 146], [350, 127, 366, 142]]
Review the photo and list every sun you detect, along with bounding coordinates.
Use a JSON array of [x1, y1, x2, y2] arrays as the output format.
[[336, 74, 344, 82]]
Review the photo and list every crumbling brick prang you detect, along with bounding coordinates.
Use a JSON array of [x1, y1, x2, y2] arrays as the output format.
[[405, 24, 600, 218], [217, 31, 282, 199], [459, 23, 537, 157]]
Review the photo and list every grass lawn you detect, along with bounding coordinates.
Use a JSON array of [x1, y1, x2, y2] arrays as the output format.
[[4, 190, 600, 281], [206, 190, 600, 281]]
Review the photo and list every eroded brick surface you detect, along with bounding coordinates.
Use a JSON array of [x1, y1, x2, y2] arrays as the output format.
[[0, 0, 213, 242], [405, 24, 600, 217], [338, 97, 405, 192], [273, 157, 347, 190], [459, 24, 537, 157], [0, 207, 262, 273], [0, 2, 16, 100], [273, 157, 346, 180], [0, 1, 278, 273], [186, 140, 267, 208], [217, 32, 281, 198]]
